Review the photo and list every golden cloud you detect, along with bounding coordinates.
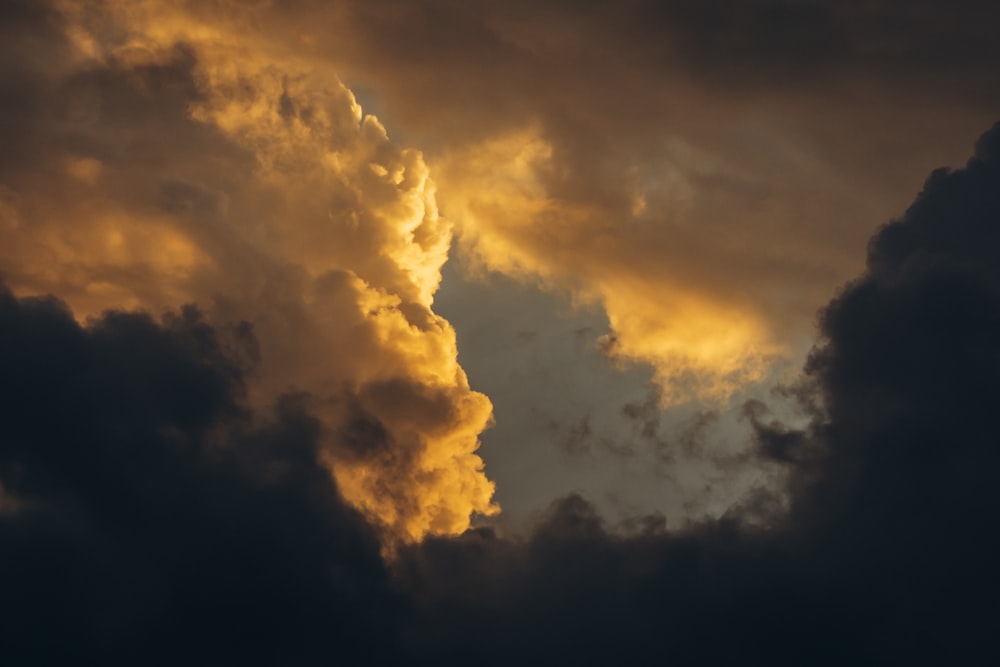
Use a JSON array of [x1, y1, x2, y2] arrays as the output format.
[[435, 127, 786, 404], [0, 0, 498, 541]]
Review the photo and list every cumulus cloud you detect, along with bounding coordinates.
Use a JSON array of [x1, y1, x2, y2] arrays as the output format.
[[0, 0, 496, 540]]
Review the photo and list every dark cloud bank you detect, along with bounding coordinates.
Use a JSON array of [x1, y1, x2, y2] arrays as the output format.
[[413, 121, 1000, 665], [3, 110, 1000, 663]]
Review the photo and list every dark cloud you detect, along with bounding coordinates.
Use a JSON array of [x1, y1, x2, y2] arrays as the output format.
[[742, 398, 813, 464], [638, 0, 1000, 95], [394, 123, 1000, 664], [318, 0, 1000, 141], [0, 286, 399, 665]]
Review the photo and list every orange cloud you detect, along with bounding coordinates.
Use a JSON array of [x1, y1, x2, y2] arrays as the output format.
[[0, 0, 498, 541], [435, 127, 786, 404]]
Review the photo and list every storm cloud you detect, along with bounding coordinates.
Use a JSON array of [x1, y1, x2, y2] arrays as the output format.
[[2, 2, 1000, 664], [394, 121, 1000, 665], [2, 121, 999, 665], [0, 286, 400, 665]]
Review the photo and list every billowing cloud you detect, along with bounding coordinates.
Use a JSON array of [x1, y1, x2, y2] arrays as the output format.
[[264, 0, 999, 404], [0, 0, 496, 540]]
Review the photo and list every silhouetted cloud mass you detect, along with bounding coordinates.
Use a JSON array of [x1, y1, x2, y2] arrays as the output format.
[[395, 122, 1000, 664], [2, 124, 999, 664], [0, 288, 400, 664]]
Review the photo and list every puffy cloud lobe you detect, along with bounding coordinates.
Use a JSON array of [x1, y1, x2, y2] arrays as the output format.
[[0, 0, 496, 540], [795, 121, 1000, 536]]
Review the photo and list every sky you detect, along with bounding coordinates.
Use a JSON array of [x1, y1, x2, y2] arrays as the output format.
[[1, 0, 999, 663]]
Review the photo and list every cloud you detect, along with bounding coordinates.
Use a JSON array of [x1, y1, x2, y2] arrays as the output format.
[[433, 126, 788, 403], [0, 284, 400, 664], [3, 3, 1000, 660], [2, 94, 999, 665], [395, 122, 1000, 663], [272, 0, 1000, 404], [16, 0, 966, 411], [4, 0, 987, 542], [0, 0, 496, 540]]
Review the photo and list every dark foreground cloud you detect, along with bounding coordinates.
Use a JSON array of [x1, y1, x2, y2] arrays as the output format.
[[0, 288, 400, 664], [3, 124, 1000, 664], [395, 123, 1000, 664]]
